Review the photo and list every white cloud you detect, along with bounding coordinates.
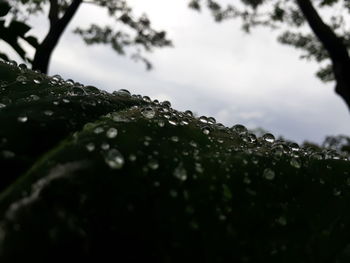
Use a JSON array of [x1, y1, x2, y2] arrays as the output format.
[[1, 0, 350, 144]]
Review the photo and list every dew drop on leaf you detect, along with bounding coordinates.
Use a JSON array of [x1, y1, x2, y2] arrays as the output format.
[[17, 114, 28, 123], [106, 128, 118, 139], [262, 133, 275, 144], [105, 149, 124, 169], [263, 168, 275, 180], [148, 159, 159, 170], [290, 158, 301, 169], [94, 127, 104, 134], [141, 107, 156, 119], [86, 143, 95, 152]]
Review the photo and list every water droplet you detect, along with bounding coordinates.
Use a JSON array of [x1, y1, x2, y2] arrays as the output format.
[[168, 117, 178, 126], [262, 133, 275, 144], [116, 89, 131, 96], [141, 107, 156, 119], [290, 143, 300, 152], [17, 114, 28, 123], [207, 117, 216, 124], [162, 100, 171, 108], [199, 116, 208, 123], [33, 77, 43, 84], [94, 127, 104, 134], [106, 128, 118, 139], [44, 110, 54, 116], [62, 98, 70, 104], [148, 159, 159, 170], [202, 126, 211, 135], [105, 149, 124, 169], [158, 120, 165, 127], [129, 154, 137, 162], [170, 136, 179, 142], [333, 188, 341, 196], [16, 75, 27, 84], [232, 124, 247, 135], [142, 96, 151, 102], [290, 158, 301, 169], [276, 216, 287, 226], [0, 103, 6, 109], [86, 143, 95, 152], [194, 162, 204, 173], [70, 86, 86, 96], [29, 94, 40, 101], [101, 142, 110, 150], [173, 163, 187, 181], [263, 168, 275, 180], [184, 110, 193, 117]]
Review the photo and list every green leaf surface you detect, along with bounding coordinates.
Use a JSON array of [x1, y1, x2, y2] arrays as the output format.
[[0, 60, 350, 262]]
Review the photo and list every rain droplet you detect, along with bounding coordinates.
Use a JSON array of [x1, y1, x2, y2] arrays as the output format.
[[141, 107, 156, 119], [106, 127, 118, 139], [0, 103, 6, 109], [148, 159, 159, 170], [101, 142, 110, 150], [29, 94, 40, 101], [290, 143, 300, 152], [173, 163, 187, 181], [184, 110, 193, 117], [17, 114, 28, 123], [86, 143, 95, 152], [44, 110, 54, 116], [16, 75, 27, 84], [70, 86, 86, 96], [170, 136, 179, 142], [207, 117, 216, 124], [333, 188, 341, 196], [129, 154, 137, 162], [232, 124, 247, 135], [263, 168, 275, 180], [202, 126, 211, 135], [168, 117, 178, 126], [262, 133, 275, 144], [105, 149, 124, 169], [276, 216, 287, 226], [117, 89, 131, 96], [290, 158, 301, 169], [142, 96, 151, 102], [158, 120, 165, 127], [94, 127, 104, 134], [199, 116, 208, 123], [162, 100, 171, 108]]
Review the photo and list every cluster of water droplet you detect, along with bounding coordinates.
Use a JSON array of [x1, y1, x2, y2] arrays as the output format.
[[1, 58, 349, 186]]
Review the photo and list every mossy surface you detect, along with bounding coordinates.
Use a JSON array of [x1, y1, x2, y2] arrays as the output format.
[[0, 61, 350, 262]]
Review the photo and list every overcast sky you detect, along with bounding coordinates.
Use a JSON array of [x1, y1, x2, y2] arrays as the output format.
[[2, 0, 350, 144]]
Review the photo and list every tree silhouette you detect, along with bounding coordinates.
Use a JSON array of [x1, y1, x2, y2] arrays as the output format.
[[189, 0, 350, 112], [2, 0, 172, 74], [0, 1, 38, 62]]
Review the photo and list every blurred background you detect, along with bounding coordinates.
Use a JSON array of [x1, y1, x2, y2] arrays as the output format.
[[1, 0, 350, 144]]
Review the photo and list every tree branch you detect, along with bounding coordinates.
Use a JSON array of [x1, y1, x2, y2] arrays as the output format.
[[48, 0, 59, 26], [295, 0, 350, 111], [295, 0, 349, 63], [32, 0, 83, 73]]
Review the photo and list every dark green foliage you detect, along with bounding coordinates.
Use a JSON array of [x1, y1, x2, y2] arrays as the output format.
[[0, 1, 38, 62], [0, 60, 350, 262], [3, 0, 171, 71]]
